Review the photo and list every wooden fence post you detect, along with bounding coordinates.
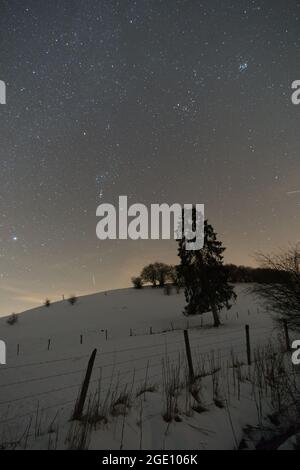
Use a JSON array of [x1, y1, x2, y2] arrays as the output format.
[[72, 348, 97, 420], [183, 330, 194, 382], [245, 324, 251, 366], [80, 334, 83, 345], [283, 319, 291, 351]]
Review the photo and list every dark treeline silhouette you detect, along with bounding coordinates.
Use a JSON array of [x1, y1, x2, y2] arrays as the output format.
[[132, 262, 287, 289], [132, 262, 182, 289], [226, 264, 288, 284]]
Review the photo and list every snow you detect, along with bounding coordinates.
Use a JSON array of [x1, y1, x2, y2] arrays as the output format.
[[278, 434, 300, 450], [0, 284, 282, 450]]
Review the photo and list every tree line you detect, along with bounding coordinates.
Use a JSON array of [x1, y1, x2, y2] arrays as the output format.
[[132, 261, 286, 290], [132, 210, 300, 329], [131, 263, 183, 291]]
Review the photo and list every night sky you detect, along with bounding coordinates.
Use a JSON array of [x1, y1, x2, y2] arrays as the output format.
[[0, 0, 300, 316]]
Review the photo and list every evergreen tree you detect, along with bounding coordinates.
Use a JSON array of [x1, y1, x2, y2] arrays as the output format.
[[178, 214, 236, 327]]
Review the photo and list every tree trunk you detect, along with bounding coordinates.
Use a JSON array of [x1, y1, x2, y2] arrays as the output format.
[[211, 303, 220, 327]]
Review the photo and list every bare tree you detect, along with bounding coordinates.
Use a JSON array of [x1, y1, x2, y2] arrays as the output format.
[[250, 246, 300, 330], [140, 262, 172, 288], [141, 263, 157, 287], [131, 276, 143, 289]]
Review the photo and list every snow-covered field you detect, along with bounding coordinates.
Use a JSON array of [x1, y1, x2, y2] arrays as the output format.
[[0, 285, 293, 450]]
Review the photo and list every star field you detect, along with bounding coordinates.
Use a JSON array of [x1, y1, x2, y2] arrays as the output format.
[[0, 0, 300, 315]]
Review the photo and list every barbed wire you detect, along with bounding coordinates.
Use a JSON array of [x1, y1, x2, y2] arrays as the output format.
[[1, 353, 90, 371], [3, 304, 273, 360], [0, 321, 280, 432]]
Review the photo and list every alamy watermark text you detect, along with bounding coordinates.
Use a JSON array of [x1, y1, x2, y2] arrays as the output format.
[[96, 196, 204, 250], [0, 80, 6, 104], [0, 340, 6, 365]]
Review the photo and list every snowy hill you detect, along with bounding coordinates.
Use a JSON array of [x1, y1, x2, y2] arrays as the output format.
[[0, 285, 269, 349], [0, 285, 289, 450]]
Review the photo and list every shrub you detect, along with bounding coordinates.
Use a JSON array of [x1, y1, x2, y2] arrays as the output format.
[[44, 298, 51, 307], [68, 295, 77, 306], [131, 276, 143, 289], [6, 313, 18, 325]]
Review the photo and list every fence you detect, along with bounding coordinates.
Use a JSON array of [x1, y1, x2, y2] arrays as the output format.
[[7, 305, 268, 360], [0, 317, 288, 441]]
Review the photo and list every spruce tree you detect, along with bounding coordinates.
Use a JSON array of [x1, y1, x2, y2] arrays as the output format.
[[178, 214, 236, 327]]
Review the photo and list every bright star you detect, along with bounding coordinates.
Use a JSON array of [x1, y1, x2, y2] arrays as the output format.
[[239, 62, 248, 72]]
